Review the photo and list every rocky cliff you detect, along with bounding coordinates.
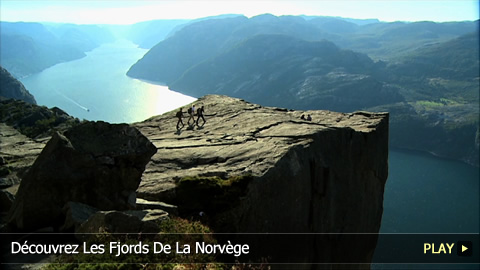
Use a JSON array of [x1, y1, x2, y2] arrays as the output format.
[[134, 95, 389, 264], [1, 95, 389, 266]]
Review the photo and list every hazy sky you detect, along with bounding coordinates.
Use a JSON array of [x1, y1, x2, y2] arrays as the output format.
[[1, 0, 478, 24]]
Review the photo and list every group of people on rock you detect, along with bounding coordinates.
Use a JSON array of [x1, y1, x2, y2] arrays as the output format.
[[176, 104, 206, 130], [176, 104, 314, 130], [301, 114, 312, 121]]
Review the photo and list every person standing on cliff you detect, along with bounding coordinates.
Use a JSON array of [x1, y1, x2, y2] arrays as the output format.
[[176, 108, 184, 130], [187, 105, 196, 126], [196, 105, 206, 127]]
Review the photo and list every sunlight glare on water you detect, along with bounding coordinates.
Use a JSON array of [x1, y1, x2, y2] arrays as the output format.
[[20, 39, 196, 123]]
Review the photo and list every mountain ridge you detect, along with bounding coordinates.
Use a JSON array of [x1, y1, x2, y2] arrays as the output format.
[[169, 34, 402, 111], [126, 14, 478, 166], [0, 22, 115, 78]]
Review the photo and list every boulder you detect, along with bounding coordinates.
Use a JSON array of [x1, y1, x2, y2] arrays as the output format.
[[7, 121, 157, 230]]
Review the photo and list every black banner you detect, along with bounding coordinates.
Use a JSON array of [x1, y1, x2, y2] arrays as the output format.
[[1, 233, 479, 266]]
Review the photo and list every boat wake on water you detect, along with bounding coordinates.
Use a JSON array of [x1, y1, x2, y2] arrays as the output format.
[[55, 90, 90, 112]]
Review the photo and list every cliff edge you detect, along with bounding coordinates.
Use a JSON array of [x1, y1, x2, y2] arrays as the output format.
[[134, 95, 389, 264]]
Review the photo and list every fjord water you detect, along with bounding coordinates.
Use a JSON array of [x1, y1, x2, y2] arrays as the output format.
[[382, 150, 478, 233], [19, 39, 478, 234], [20, 39, 196, 123]]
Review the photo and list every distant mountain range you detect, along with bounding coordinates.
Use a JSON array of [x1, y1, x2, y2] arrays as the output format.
[[127, 14, 479, 165], [0, 22, 115, 78], [1, 14, 478, 165], [124, 14, 242, 49], [127, 14, 478, 83], [0, 15, 242, 78], [123, 19, 190, 49], [169, 34, 402, 111]]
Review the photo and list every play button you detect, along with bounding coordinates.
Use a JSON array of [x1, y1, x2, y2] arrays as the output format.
[[457, 241, 472, 256]]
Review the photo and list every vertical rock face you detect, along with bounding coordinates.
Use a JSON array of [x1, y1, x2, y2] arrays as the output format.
[[134, 95, 389, 264], [7, 121, 157, 230], [234, 121, 388, 232]]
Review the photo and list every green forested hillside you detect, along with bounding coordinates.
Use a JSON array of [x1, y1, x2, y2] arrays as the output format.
[[170, 34, 404, 111], [387, 32, 479, 81], [371, 32, 479, 165]]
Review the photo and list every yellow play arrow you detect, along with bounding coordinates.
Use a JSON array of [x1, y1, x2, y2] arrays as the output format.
[[462, 245, 469, 252]]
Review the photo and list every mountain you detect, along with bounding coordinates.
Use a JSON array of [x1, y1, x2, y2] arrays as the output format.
[[125, 15, 242, 49], [301, 15, 380, 26], [127, 15, 478, 165], [0, 66, 36, 104], [127, 14, 362, 83], [128, 14, 476, 84], [387, 32, 479, 81], [0, 22, 68, 76], [336, 20, 478, 60], [46, 23, 116, 52], [0, 22, 115, 78], [0, 22, 58, 44], [125, 19, 190, 49], [371, 32, 479, 165], [170, 34, 403, 111], [127, 16, 250, 83]]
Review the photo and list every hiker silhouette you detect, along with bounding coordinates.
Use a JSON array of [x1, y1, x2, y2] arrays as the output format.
[[187, 105, 196, 126], [196, 105, 206, 127], [176, 108, 184, 130]]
